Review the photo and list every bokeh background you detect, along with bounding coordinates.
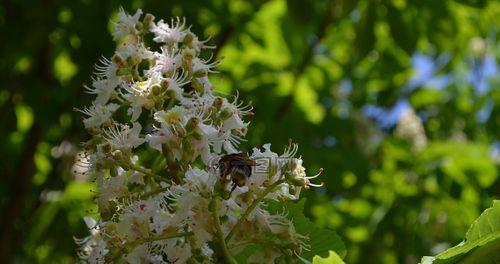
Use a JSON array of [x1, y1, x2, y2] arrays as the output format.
[[1, 0, 499, 263]]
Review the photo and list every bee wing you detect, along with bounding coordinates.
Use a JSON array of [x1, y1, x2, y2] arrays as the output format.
[[230, 153, 256, 166]]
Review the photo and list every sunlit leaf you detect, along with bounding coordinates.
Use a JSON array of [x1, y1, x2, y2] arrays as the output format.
[[53, 51, 78, 84], [14, 103, 34, 133], [313, 250, 346, 264], [420, 200, 500, 264]]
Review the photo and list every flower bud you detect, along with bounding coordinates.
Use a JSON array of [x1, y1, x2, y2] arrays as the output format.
[[289, 177, 305, 187], [144, 99, 155, 110], [119, 185, 129, 195], [165, 89, 176, 99], [213, 97, 223, 110], [284, 172, 294, 181], [122, 74, 133, 83], [82, 140, 95, 151], [214, 181, 225, 195], [208, 197, 216, 212], [112, 150, 124, 162], [185, 117, 199, 132], [88, 126, 100, 135], [219, 108, 232, 120], [151, 84, 161, 96], [161, 79, 169, 89], [221, 190, 231, 200], [112, 54, 125, 67], [101, 143, 112, 155], [183, 32, 194, 45], [154, 99, 164, 110], [191, 78, 205, 93], [143, 14, 155, 28], [173, 123, 186, 137], [191, 131, 203, 140], [193, 69, 207, 78], [100, 200, 116, 221], [109, 90, 118, 100], [127, 56, 141, 67], [110, 166, 118, 177], [182, 48, 195, 63], [135, 22, 144, 32], [262, 179, 272, 187], [106, 222, 116, 233], [116, 67, 131, 76]]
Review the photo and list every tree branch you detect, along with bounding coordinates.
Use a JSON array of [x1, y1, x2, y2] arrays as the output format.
[[0, 123, 41, 262]]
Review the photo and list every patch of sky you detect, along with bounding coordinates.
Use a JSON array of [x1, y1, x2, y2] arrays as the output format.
[[467, 55, 498, 95], [362, 99, 410, 129], [362, 50, 498, 128], [476, 98, 494, 123], [403, 53, 452, 93]]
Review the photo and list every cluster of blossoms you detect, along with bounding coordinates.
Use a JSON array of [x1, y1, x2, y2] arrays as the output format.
[[395, 108, 427, 152], [75, 9, 322, 263]]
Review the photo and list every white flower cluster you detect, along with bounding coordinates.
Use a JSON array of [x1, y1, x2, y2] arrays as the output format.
[[395, 107, 427, 152], [75, 8, 322, 263]]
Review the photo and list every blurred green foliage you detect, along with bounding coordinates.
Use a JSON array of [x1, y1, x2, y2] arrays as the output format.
[[0, 0, 499, 263]]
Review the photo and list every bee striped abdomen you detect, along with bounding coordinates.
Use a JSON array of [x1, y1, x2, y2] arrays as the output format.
[[218, 153, 255, 188]]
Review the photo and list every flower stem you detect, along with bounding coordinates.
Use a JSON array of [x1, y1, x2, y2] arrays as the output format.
[[162, 144, 182, 184], [225, 179, 285, 243], [127, 163, 166, 183], [211, 197, 238, 264]]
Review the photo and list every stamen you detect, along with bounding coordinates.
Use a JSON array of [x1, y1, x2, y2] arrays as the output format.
[[305, 167, 323, 179], [307, 182, 324, 187]]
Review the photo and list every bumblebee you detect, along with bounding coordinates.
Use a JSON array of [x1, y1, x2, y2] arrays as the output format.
[[218, 153, 256, 191]]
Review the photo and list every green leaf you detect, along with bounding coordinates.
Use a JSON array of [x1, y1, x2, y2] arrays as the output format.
[[313, 251, 346, 264], [409, 88, 443, 108], [268, 199, 346, 261], [53, 51, 78, 84], [15, 103, 34, 133], [421, 142, 497, 188], [420, 200, 500, 264], [453, 0, 487, 8], [233, 244, 265, 264]]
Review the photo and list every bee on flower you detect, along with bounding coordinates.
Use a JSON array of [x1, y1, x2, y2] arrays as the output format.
[[75, 8, 331, 264]]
